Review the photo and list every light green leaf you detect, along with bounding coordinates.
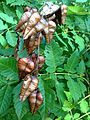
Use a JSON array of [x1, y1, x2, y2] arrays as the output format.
[[73, 35, 85, 52], [68, 6, 89, 15], [64, 113, 72, 120], [0, 19, 8, 30], [0, 85, 13, 115], [67, 76, 82, 102], [64, 50, 79, 73], [73, 113, 80, 119], [13, 83, 29, 120], [77, 60, 85, 74], [76, 0, 87, 2], [44, 40, 63, 73], [0, 13, 17, 24], [0, 34, 7, 47], [62, 100, 74, 112], [80, 100, 89, 113], [6, 31, 17, 47], [0, 57, 19, 81], [64, 91, 73, 102]]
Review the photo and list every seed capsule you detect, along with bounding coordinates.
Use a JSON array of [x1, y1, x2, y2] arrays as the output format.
[[29, 89, 43, 113], [18, 58, 34, 73], [20, 75, 39, 101], [16, 11, 32, 31]]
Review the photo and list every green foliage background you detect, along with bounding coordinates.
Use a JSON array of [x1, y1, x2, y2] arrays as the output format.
[[0, 0, 90, 120]]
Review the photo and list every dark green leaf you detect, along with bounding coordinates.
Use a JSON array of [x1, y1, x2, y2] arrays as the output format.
[[0, 85, 13, 115]]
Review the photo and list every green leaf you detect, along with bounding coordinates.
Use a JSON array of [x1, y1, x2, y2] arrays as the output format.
[[0, 34, 7, 47], [77, 79, 86, 96], [76, 0, 87, 2], [44, 40, 63, 73], [80, 100, 89, 113], [0, 48, 14, 56], [0, 85, 13, 115], [64, 50, 79, 73], [3, 4, 16, 18], [62, 100, 74, 112], [22, 112, 41, 120], [68, 6, 89, 15], [73, 113, 80, 119], [6, 31, 17, 47], [0, 13, 17, 24], [64, 91, 73, 102], [73, 35, 85, 52], [6, 0, 16, 4], [0, 57, 19, 81], [67, 76, 82, 102], [55, 81, 66, 104], [55, 32, 67, 47], [0, 19, 8, 30], [77, 60, 85, 74], [64, 113, 72, 120], [13, 83, 29, 120]]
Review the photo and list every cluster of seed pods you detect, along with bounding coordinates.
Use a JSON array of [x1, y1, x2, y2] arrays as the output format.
[[16, 2, 67, 113]]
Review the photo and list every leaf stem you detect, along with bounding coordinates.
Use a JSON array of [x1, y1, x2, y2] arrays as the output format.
[[77, 112, 90, 120], [39, 72, 89, 85], [0, 24, 16, 35], [78, 94, 90, 104]]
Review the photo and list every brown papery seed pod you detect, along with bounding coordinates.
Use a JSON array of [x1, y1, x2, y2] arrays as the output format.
[[16, 11, 32, 31], [18, 58, 34, 73], [20, 74, 31, 101], [24, 33, 42, 54], [29, 89, 43, 113], [20, 76, 39, 101]]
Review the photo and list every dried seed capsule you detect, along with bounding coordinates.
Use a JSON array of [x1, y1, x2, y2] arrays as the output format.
[[20, 76, 39, 101], [20, 74, 31, 101], [29, 89, 43, 113], [29, 12, 41, 26], [16, 11, 32, 31], [23, 27, 36, 40], [18, 58, 34, 73], [24, 33, 42, 54]]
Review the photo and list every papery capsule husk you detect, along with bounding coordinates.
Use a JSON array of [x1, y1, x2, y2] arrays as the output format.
[[29, 89, 43, 113], [24, 33, 42, 54], [16, 11, 32, 31], [20, 74, 31, 101], [20, 76, 39, 101], [18, 58, 34, 73]]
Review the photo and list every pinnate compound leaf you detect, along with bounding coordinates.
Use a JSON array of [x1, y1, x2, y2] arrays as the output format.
[[80, 100, 89, 113], [0, 34, 7, 47], [44, 40, 63, 73], [0, 13, 17, 24], [0, 85, 13, 115], [0, 57, 19, 81], [6, 31, 17, 47], [13, 83, 29, 120], [64, 50, 79, 73]]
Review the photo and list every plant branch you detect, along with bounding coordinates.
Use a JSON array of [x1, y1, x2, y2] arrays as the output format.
[[77, 112, 90, 120]]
